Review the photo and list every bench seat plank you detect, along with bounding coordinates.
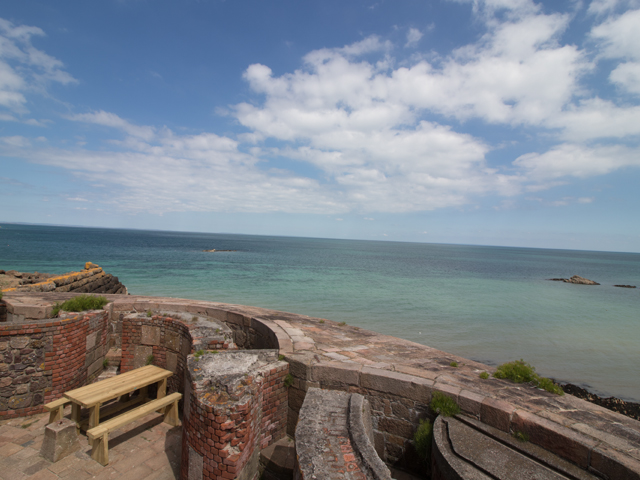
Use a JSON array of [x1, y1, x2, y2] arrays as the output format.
[[87, 392, 182, 465]]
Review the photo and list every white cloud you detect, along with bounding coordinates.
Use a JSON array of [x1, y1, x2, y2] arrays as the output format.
[[590, 8, 640, 60], [0, 17, 76, 116], [67, 111, 156, 141], [610, 62, 640, 94], [514, 144, 640, 180], [405, 28, 423, 47]]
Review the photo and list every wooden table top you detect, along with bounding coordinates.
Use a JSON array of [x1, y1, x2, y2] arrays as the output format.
[[64, 365, 173, 408]]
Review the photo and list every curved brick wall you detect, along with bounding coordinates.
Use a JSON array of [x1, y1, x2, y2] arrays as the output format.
[[121, 312, 237, 397], [0, 309, 109, 419]]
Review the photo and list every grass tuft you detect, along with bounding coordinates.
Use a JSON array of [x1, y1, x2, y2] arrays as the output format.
[[449, 361, 458, 367], [430, 391, 460, 417], [145, 355, 154, 366], [413, 419, 433, 462], [52, 295, 108, 317], [103, 358, 109, 368], [146, 310, 153, 317], [513, 430, 529, 442], [493, 359, 563, 395], [479, 371, 489, 379]]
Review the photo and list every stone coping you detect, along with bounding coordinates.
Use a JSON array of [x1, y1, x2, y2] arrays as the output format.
[[3, 292, 640, 479]]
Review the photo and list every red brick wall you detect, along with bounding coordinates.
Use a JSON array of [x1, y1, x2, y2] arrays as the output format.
[[181, 359, 289, 480], [259, 364, 288, 449], [0, 310, 108, 420]]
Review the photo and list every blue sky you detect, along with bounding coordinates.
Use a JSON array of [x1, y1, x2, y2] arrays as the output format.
[[1, 0, 639, 252]]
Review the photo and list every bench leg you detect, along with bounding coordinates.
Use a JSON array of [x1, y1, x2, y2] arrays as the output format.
[[156, 378, 167, 414], [48, 407, 63, 424], [163, 400, 180, 427], [89, 403, 101, 430], [71, 403, 81, 431], [91, 433, 109, 466]]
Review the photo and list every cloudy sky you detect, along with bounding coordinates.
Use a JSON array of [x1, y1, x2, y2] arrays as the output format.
[[1, 0, 639, 252]]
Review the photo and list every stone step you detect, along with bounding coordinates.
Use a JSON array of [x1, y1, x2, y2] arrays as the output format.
[[260, 436, 296, 480], [105, 348, 121, 368]]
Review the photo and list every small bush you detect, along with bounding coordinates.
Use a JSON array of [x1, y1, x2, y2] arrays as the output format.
[[430, 392, 460, 417], [52, 295, 108, 317], [146, 310, 153, 317], [493, 359, 537, 383], [145, 355, 154, 366], [449, 361, 458, 368], [493, 359, 563, 395], [413, 419, 433, 462], [479, 371, 489, 379], [284, 374, 294, 387]]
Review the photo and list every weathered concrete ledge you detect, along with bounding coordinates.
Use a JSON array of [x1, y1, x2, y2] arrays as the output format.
[[3, 292, 640, 479]]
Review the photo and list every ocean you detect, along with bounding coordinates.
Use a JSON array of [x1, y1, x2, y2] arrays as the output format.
[[1, 223, 639, 402]]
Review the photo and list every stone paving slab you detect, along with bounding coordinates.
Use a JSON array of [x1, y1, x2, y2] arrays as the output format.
[[0, 408, 180, 480]]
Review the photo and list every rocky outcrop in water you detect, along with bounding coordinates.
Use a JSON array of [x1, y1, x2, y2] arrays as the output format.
[[613, 284, 636, 288], [548, 275, 600, 285], [0, 263, 127, 295], [561, 383, 640, 421]]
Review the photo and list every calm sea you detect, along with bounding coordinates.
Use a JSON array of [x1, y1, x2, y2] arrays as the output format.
[[1, 223, 639, 401]]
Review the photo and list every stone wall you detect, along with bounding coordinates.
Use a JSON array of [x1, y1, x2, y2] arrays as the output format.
[[2, 293, 638, 480], [285, 359, 431, 472], [0, 309, 109, 419], [181, 350, 288, 480]]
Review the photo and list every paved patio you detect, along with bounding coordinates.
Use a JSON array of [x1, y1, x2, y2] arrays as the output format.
[[0, 406, 181, 480]]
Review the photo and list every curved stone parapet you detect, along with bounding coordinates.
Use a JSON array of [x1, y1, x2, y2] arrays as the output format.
[[349, 394, 391, 480], [2, 292, 639, 480], [431, 415, 600, 480]]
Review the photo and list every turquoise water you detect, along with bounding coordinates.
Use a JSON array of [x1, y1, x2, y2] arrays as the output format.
[[1, 223, 639, 401]]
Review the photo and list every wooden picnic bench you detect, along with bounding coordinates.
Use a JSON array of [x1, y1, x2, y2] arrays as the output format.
[[44, 365, 182, 465]]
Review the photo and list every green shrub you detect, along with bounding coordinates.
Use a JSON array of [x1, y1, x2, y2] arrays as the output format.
[[430, 392, 460, 417], [147, 310, 153, 317], [52, 295, 108, 317], [278, 354, 285, 361], [479, 371, 489, 379], [284, 374, 294, 387], [145, 355, 154, 365], [449, 361, 458, 367], [413, 419, 433, 462], [493, 359, 563, 395]]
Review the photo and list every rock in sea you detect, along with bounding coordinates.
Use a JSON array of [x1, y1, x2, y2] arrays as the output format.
[[548, 275, 600, 285]]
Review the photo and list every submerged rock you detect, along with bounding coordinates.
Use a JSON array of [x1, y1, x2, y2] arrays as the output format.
[[548, 275, 600, 285], [614, 284, 636, 288]]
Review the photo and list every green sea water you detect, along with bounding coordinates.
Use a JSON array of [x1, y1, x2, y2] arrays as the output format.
[[1, 223, 638, 401]]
